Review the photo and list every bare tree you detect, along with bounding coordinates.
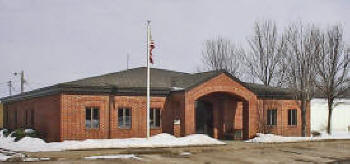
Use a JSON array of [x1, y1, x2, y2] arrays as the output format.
[[283, 23, 320, 136], [243, 20, 287, 86], [201, 37, 243, 77], [315, 25, 350, 134]]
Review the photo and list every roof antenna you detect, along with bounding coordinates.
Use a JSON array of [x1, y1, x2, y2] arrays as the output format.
[[127, 53, 130, 70]]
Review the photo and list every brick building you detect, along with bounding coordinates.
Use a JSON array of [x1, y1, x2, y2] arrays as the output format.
[[1, 67, 310, 142]]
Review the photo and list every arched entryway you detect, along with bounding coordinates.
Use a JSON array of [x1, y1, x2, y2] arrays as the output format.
[[195, 100, 213, 137], [194, 92, 249, 139], [183, 73, 258, 139]]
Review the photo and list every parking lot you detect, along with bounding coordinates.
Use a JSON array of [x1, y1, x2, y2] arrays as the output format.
[[5, 140, 348, 164]]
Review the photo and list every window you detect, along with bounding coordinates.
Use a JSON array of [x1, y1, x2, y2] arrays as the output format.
[[288, 109, 297, 126], [85, 107, 100, 129], [267, 109, 277, 125], [118, 108, 131, 129], [150, 108, 161, 128]]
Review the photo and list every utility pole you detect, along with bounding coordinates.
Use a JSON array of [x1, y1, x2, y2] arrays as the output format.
[[14, 70, 25, 93], [8, 81, 12, 96]]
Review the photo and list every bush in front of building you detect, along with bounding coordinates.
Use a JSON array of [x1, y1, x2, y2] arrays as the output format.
[[2, 128, 42, 141], [1, 128, 11, 137], [311, 131, 321, 137]]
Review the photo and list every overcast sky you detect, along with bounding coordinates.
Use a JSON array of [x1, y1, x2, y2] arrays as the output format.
[[0, 0, 349, 97]]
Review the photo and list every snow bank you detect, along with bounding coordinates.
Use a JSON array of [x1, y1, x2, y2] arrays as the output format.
[[246, 132, 350, 143], [0, 153, 11, 161], [24, 129, 35, 134], [179, 152, 191, 156], [318, 132, 350, 139], [0, 131, 225, 152], [84, 154, 140, 160], [23, 157, 51, 162], [246, 133, 316, 143]]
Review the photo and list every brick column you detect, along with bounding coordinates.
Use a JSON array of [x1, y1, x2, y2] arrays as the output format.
[[212, 100, 219, 139], [173, 120, 181, 137], [184, 98, 195, 136]]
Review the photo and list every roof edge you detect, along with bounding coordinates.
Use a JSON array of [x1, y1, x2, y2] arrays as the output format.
[[184, 70, 226, 91], [0, 85, 172, 103]]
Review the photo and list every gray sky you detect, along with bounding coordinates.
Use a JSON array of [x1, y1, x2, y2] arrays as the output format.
[[0, 0, 349, 97]]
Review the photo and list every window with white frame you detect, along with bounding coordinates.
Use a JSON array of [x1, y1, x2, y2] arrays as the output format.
[[288, 109, 297, 126], [118, 108, 132, 129], [267, 109, 277, 125], [150, 108, 161, 128], [85, 107, 100, 129]]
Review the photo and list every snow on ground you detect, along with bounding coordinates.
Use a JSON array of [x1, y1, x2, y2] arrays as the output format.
[[318, 132, 350, 139], [0, 153, 12, 161], [179, 152, 191, 156], [0, 149, 26, 162], [23, 157, 51, 162], [24, 129, 35, 134], [246, 132, 350, 143], [0, 130, 225, 152], [84, 154, 140, 160]]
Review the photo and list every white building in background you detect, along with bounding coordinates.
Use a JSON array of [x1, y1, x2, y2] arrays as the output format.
[[311, 98, 350, 133]]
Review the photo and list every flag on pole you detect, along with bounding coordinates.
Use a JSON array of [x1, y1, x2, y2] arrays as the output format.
[[149, 39, 155, 64], [146, 21, 152, 138], [146, 21, 156, 138]]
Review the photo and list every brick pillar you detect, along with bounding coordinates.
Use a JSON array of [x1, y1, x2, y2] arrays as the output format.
[[212, 101, 219, 139], [173, 120, 181, 137]]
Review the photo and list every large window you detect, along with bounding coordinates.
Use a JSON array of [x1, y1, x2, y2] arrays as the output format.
[[267, 109, 277, 125], [150, 108, 161, 128], [85, 107, 100, 129], [118, 108, 132, 129], [288, 109, 297, 126]]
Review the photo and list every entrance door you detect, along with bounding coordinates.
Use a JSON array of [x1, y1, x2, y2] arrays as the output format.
[[195, 100, 213, 137]]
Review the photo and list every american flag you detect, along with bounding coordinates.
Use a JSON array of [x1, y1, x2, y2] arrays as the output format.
[[149, 39, 155, 64]]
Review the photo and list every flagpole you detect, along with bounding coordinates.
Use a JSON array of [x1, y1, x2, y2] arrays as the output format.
[[146, 20, 151, 139]]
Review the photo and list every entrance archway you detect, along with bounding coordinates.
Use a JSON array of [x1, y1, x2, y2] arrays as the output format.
[[194, 92, 248, 139], [183, 73, 258, 139], [195, 100, 213, 137]]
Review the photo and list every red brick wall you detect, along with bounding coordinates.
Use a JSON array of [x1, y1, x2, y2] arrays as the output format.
[[259, 99, 311, 137], [61, 94, 109, 140], [234, 101, 243, 129], [61, 94, 166, 140], [110, 96, 166, 138], [162, 92, 185, 136], [3, 94, 61, 142]]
